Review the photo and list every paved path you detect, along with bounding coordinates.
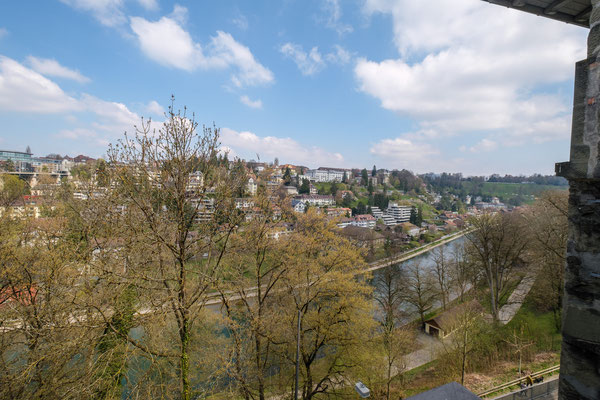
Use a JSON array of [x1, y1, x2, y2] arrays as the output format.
[[498, 273, 536, 325], [404, 332, 445, 370]]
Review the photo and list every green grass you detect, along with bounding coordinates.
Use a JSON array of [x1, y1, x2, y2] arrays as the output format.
[[503, 303, 562, 353], [462, 182, 566, 205]]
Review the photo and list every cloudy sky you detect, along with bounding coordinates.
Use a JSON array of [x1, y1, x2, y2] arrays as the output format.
[[0, 0, 588, 175]]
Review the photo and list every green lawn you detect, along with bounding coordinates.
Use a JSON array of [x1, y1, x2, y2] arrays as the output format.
[[462, 182, 566, 204]]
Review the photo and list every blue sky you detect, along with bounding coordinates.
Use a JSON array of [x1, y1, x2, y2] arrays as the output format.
[[0, 0, 588, 175]]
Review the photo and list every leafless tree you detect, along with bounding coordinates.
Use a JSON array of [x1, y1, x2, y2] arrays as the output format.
[[465, 213, 528, 322], [403, 261, 437, 326], [432, 246, 452, 310]]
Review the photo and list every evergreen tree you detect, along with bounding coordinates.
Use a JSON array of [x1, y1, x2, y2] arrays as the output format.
[[410, 208, 417, 224], [299, 178, 310, 194], [361, 169, 368, 186], [330, 182, 338, 196], [342, 171, 348, 184], [416, 206, 423, 227], [372, 165, 377, 177], [283, 167, 292, 185]]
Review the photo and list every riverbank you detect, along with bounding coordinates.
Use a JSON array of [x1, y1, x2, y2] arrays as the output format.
[[366, 228, 470, 272]]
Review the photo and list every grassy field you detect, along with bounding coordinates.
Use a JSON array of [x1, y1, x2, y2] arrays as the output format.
[[463, 181, 566, 200]]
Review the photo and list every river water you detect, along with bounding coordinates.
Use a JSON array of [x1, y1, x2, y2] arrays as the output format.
[[370, 236, 467, 324]]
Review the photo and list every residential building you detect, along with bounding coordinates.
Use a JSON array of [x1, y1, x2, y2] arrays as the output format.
[[385, 203, 412, 224], [336, 214, 376, 229], [339, 226, 384, 247], [370, 206, 384, 219], [186, 171, 204, 193], [246, 176, 257, 195], [326, 207, 351, 218], [293, 194, 335, 207], [291, 199, 306, 213], [353, 214, 376, 229], [399, 222, 420, 237], [304, 167, 347, 182], [281, 185, 298, 195]]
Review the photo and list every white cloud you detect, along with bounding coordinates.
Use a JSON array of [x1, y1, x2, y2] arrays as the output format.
[[130, 13, 203, 71], [469, 138, 497, 153], [59, 0, 126, 27], [326, 44, 351, 65], [211, 31, 274, 87], [232, 14, 248, 30], [0, 56, 81, 113], [137, 0, 158, 11], [370, 136, 439, 163], [280, 43, 325, 76], [280, 43, 351, 75], [130, 7, 273, 87], [0, 56, 142, 147], [80, 94, 139, 134], [220, 127, 343, 167], [356, 0, 586, 148], [239, 95, 262, 109], [169, 4, 187, 25], [321, 0, 352, 35], [145, 100, 164, 115], [26, 56, 90, 83], [0, 28, 7, 39]]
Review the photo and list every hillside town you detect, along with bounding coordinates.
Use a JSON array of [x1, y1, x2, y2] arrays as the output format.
[[0, 147, 523, 255]]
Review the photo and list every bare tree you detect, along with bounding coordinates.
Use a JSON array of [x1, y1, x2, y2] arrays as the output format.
[[523, 191, 568, 331], [465, 213, 528, 322], [450, 243, 475, 303], [403, 262, 437, 326], [373, 265, 414, 400], [432, 246, 452, 310]]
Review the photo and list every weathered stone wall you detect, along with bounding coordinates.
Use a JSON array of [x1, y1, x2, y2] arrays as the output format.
[[557, 2, 600, 399]]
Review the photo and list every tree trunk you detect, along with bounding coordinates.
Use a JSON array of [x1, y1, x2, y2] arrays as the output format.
[[180, 318, 190, 400]]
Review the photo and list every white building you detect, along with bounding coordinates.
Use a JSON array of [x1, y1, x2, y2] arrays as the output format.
[[246, 177, 257, 195], [291, 199, 306, 213], [293, 194, 335, 207], [305, 168, 346, 183], [371, 206, 384, 219], [385, 203, 412, 224], [336, 214, 376, 229]]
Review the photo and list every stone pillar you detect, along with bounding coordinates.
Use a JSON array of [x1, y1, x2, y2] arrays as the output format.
[[555, 1, 600, 399]]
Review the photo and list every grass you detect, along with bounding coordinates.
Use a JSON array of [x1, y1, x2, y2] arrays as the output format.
[[461, 182, 566, 205]]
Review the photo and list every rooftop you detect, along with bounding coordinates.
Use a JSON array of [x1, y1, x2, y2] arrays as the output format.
[[481, 0, 591, 27]]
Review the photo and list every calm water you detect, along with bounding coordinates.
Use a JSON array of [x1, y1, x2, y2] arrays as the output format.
[[370, 236, 467, 324]]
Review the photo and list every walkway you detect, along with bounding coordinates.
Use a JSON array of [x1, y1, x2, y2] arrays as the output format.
[[498, 273, 536, 325]]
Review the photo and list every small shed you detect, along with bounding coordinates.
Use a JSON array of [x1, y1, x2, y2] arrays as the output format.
[[424, 300, 483, 338]]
